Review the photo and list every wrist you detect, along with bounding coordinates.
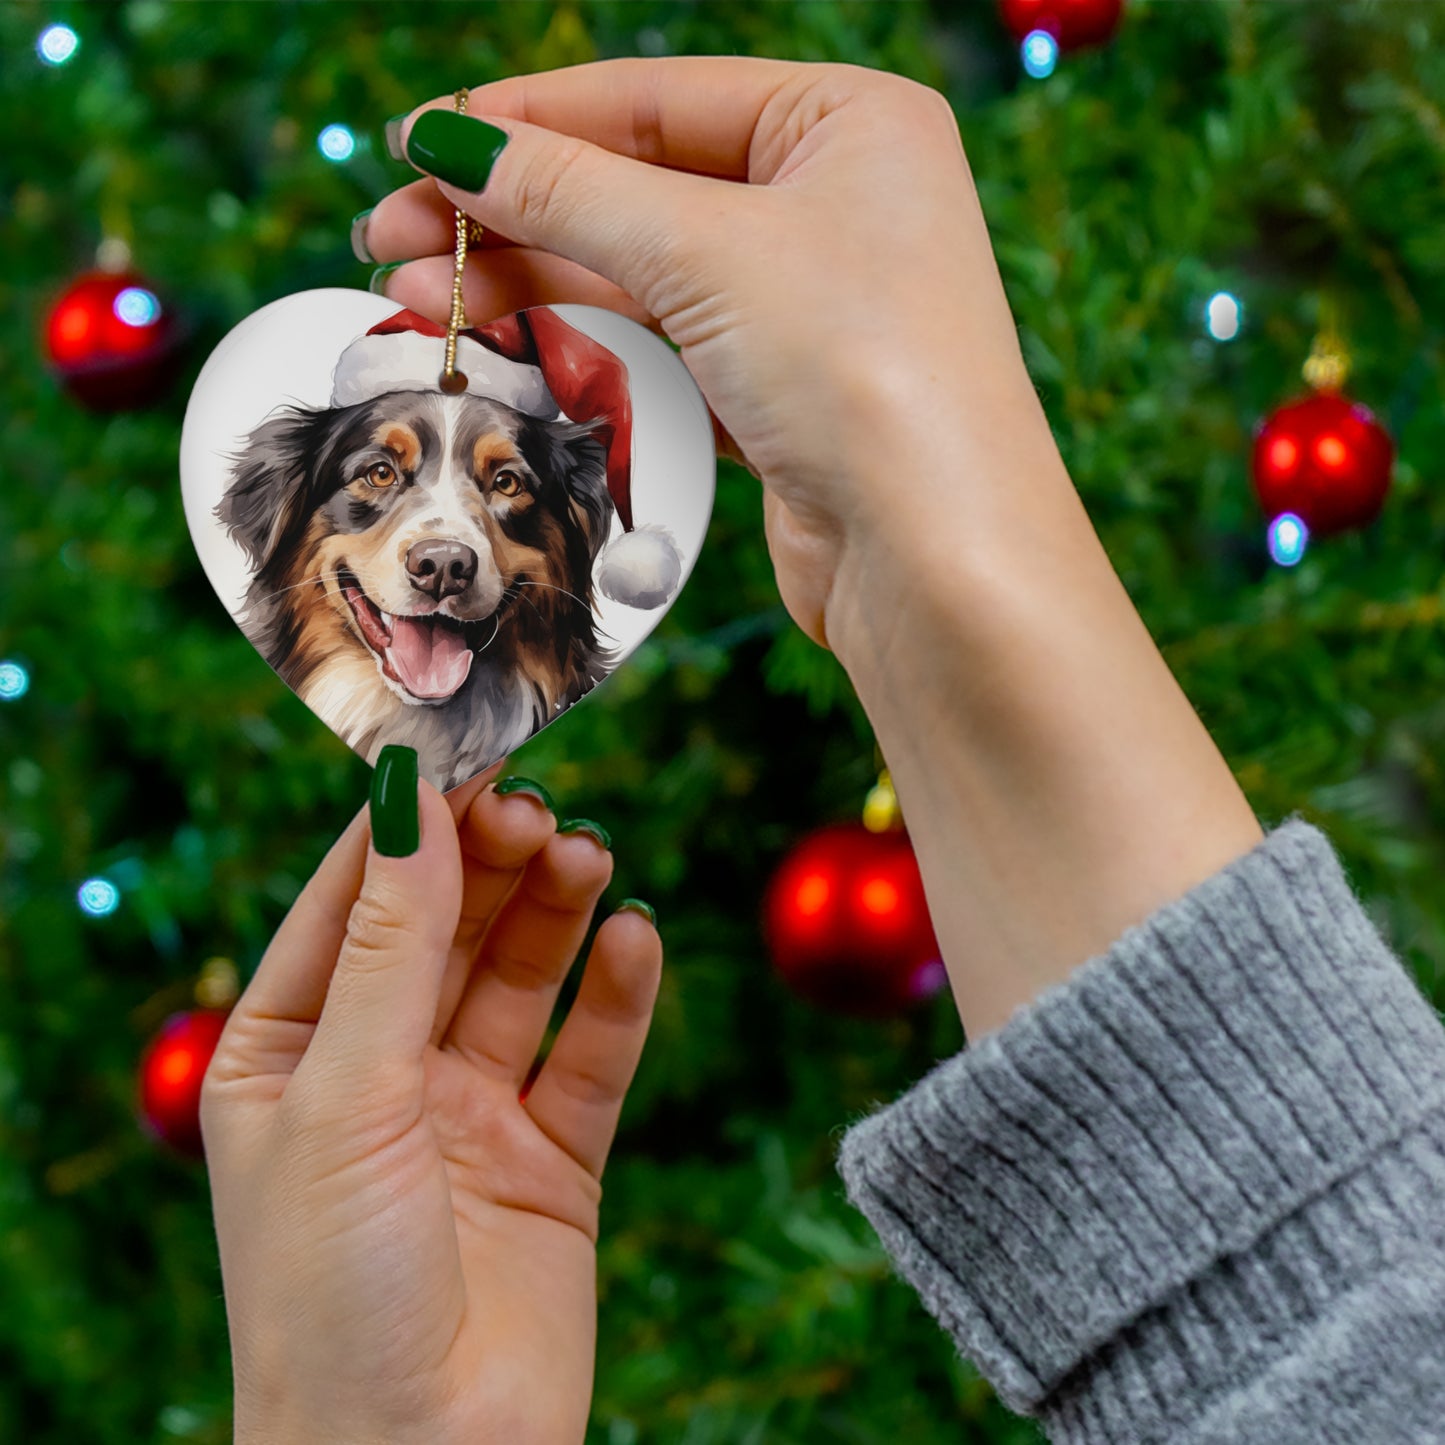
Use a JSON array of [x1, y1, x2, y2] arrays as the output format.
[[823, 416, 1261, 1038]]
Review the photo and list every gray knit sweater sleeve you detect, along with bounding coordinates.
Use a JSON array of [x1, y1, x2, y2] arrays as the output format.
[[836, 820, 1445, 1443]]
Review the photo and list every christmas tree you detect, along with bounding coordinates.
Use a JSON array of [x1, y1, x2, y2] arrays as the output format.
[[3, 3, 1444, 1441]]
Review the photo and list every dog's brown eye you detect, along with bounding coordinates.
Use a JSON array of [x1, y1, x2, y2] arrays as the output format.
[[365, 462, 397, 488], [494, 469, 524, 497]]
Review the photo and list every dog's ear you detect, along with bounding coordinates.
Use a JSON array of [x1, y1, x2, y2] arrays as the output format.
[[523, 417, 612, 558], [216, 407, 323, 574]]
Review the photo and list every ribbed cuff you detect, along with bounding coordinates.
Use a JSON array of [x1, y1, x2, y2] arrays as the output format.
[[837, 820, 1445, 1437]]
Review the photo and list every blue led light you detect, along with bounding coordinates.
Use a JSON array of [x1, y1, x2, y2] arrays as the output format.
[[1205, 291, 1243, 342], [78, 877, 121, 918], [113, 286, 161, 328], [0, 660, 28, 701], [1267, 512, 1309, 567], [37, 24, 79, 66], [318, 124, 356, 162], [1022, 29, 1059, 79]]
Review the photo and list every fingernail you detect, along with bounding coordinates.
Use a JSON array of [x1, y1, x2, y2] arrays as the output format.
[[350, 208, 375, 264], [617, 898, 656, 926], [371, 745, 419, 857], [558, 818, 612, 850], [404, 110, 509, 192], [384, 113, 409, 161], [369, 261, 404, 296], [494, 775, 555, 812]]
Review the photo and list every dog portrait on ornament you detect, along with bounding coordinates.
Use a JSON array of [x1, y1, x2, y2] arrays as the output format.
[[205, 304, 690, 792]]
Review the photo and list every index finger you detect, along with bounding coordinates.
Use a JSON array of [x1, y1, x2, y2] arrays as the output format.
[[438, 55, 812, 182]]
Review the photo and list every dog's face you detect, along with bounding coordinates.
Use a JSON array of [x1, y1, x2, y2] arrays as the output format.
[[219, 390, 612, 707]]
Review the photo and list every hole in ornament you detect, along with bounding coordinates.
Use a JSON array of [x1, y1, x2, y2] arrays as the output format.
[[438, 368, 469, 395]]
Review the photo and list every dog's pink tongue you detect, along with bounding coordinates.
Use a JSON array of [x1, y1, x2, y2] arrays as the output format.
[[388, 617, 473, 699]]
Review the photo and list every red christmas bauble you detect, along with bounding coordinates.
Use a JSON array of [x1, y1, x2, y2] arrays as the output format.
[[137, 1009, 230, 1157], [763, 822, 945, 1017], [1251, 392, 1394, 537], [998, 0, 1124, 49], [44, 270, 182, 410]]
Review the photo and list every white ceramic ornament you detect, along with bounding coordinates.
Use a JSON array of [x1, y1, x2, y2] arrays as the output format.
[[180, 289, 714, 791]]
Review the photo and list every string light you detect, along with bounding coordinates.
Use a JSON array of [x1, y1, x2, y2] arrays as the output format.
[[77, 877, 121, 918], [1267, 512, 1309, 568], [317, 124, 356, 162], [1205, 291, 1243, 342], [113, 286, 161, 328], [37, 24, 79, 66], [0, 660, 29, 701], [1022, 30, 1060, 79]]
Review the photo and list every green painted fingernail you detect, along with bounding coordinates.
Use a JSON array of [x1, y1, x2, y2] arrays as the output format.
[[559, 818, 612, 850], [617, 898, 656, 926], [369, 261, 404, 296], [494, 776, 555, 812], [405, 110, 509, 192], [371, 746, 419, 857], [384, 113, 409, 161], [350, 208, 375, 264]]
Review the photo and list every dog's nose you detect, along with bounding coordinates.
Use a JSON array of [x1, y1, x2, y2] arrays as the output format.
[[406, 539, 479, 601]]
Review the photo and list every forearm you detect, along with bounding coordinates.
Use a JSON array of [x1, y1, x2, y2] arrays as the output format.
[[825, 380, 1261, 1039]]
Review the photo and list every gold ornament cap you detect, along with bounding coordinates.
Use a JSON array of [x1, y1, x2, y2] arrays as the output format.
[[863, 768, 902, 833], [194, 956, 240, 1010]]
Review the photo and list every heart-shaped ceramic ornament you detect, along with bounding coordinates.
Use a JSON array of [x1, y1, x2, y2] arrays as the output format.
[[181, 289, 714, 792]]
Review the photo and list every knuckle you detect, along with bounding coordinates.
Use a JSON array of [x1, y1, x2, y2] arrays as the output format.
[[513, 135, 590, 231], [487, 941, 561, 993], [551, 1058, 619, 1110], [340, 895, 413, 969]]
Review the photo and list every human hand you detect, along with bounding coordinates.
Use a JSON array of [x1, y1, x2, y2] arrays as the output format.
[[359, 57, 1058, 654], [201, 755, 661, 1445]]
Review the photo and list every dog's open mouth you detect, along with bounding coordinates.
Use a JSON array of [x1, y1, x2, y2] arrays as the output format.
[[339, 572, 485, 702]]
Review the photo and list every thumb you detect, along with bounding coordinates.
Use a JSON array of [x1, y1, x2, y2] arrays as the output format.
[[397, 106, 738, 318], [302, 747, 463, 1088]]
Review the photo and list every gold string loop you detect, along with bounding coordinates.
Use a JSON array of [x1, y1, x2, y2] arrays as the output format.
[[440, 88, 480, 394]]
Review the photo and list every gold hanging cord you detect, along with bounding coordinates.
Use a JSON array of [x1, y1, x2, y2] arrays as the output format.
[[1302, 293, 1350, 394], [440, 88, 481, 393]]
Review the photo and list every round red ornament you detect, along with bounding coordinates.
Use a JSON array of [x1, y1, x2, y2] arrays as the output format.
[[763, 822, 945, 1017], [137, 1008, 229, 1157], [998, 0, 1124, 49], [45, 270, 182, 410], [1251, 392, 1394, 537]]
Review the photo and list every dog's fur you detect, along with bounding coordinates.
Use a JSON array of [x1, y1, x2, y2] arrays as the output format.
[[218, 389, 615, 790]]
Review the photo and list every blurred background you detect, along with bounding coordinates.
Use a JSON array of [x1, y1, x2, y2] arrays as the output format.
[[3, 1, 1444, 1441]]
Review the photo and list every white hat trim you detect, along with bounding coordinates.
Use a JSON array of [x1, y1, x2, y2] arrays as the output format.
[[331, 330, 558, 415]]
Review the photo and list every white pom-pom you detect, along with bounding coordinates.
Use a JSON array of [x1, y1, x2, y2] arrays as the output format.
[[595, 523, 683, 608]]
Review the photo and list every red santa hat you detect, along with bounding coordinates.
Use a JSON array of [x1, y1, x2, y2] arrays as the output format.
[[331, 306, 681, 609]]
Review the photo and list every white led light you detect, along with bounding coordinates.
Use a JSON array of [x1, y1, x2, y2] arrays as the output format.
[[1267, 512, 1308, 567], [114, 287, 161, 327], [1022, 30, 1059, 80], [318, 124, 357, 162], [78, 877, 121, 917], [0, 660, 29, 700], [1205, 291, 1243, 342], [38, 24, 79, 66]]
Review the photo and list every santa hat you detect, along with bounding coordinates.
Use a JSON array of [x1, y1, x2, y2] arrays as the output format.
[[331, 306, 681, 609]]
